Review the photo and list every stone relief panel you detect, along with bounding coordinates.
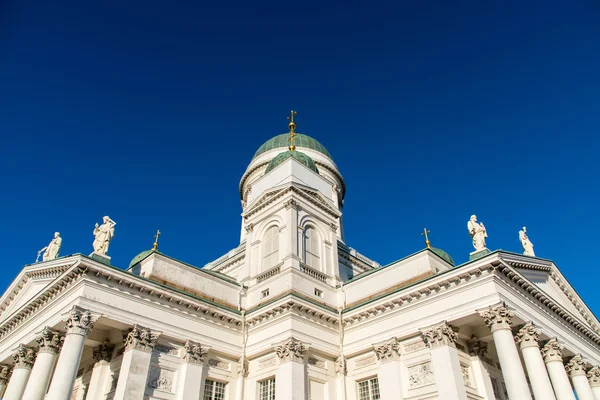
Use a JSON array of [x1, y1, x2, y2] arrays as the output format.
[[258, 356, 276, 369], [307, 356, 326, 369], [354, 355, 377, 369], [154, 344, 179, 356], [208, 358, 231, 371], [403, 340, 426, 353], [408, 362, 435, 388], [461, 364, 474, 388], [147, 366, 175, 393]]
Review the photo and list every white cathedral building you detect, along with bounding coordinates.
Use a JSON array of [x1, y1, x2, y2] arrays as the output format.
[[0, 115, 599, 400]]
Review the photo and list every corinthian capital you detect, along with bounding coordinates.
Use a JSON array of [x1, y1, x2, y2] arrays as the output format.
[[541, 338, 564, 363], [183, 340, 209, 365], [588, 365, 600, 387], [421, 321, 458, 348], [36, 327, 64, 354], [93, 341, 114, 364], [566, 354, 588, 377], [12, 345, 36, 369], [373, 337, 401, 362], [467, 335, 488, 357], [123, 325, 160, 353], [479, 302, 514, 332], [0, 365, 12, 385], [273, 337, 308, 363], [65, 306, 99, 335], [514, 322, 541, 350]]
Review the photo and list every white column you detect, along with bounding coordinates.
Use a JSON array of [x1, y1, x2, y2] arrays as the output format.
[[421, 322, 467, 400], [113, 325, 160, 400], [566, 354, 595, 400], [587, 366, 600, 400], [273, 337, 308, 400], [515, 322, 557, 400], [0, 364, 12, 398], [542, 338, 576, 400], [46, 306, 99, 400], [372, 337, 404, 399], [466, 336, 496, 399], [235, 358, 249, 400], [3, 345, 36, 400], [22, 327, 64, 400], [85, 342, 114, 400], [479, 302, 532, 400], [176, 340, 209, 400]]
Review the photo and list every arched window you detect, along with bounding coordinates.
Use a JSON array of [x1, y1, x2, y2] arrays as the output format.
[[262, 226, 280, 269], [303, 227, 321, 269]]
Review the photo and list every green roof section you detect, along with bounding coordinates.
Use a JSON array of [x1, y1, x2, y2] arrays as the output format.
[[253, 133, 332, 160], [430, 247, 454, 266], [265, 150, 319, 174], [129, 249, 158, 268]]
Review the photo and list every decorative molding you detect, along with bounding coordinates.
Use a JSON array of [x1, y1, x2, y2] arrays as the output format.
[[12, 344, 35, 369], [238, 358, 249, 377], [208, 358, 231, 371], [285, 199, 299, 210], [93, 341, 114, 363], [246, 298, 338, 328], [258, 356, 276, 369], [467, 335, 488, 357], [36, 327, 64, 354], [480, 302, 514, 332], [335, 356, 347, 375], [355, 355, 377, 368], [461, 364, 474, 388], [0, 364, 12, 385], [403, 340, 427, 353], [373, 337, 401, 362], [588, 365, 600, 387], [408, 362, 435, 388], [541, 338, 564, 363], [154, 344, 179, 356], [64, 306, 98, 336], [329, 222, 338, 232], [421, 321, 458, 348], [514, 322, 541, 350], [147, 367, 173, 393], [183, 340, 209, 365], [273, 337, 308, 363], [124, 325, 160, 353], [307, 356, 326, 369], [565, 354, 588, 377]]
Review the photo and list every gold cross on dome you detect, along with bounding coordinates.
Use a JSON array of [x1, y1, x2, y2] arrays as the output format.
[[153, 230, 161, 250], [287, 110, 297, 151], [421, 228, 431, 249]]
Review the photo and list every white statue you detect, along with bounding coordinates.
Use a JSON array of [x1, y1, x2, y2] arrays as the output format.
[[37, 232, 62, 262], [519, 227, 535, 256], [467, 215, 487, 252], [92, 216, 116, 256]]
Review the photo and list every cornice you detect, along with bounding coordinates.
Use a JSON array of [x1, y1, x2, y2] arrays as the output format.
[[246, 295, 339, 329], [239, 161, 270, 199]]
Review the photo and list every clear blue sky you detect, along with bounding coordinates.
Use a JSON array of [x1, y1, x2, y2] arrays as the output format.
[[2, 1, 599, 313]]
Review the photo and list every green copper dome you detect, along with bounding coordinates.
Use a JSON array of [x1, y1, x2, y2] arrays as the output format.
[[430, 247, 454, 266], [253, 134, 332, 160], [129, 249, 157, 269], [265, 150, 319, 174]]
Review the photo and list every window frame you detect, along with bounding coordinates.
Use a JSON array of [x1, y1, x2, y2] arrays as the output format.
[[258, 377, 276, 400], [203, 379, 226, 400], [357, 376, 380, 400]]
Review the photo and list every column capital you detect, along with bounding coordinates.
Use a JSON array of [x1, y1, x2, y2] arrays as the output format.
[[273, 337, 309, 363], [123, 325, 160, 353], [565, 354, 588, 378], [35, 327, 64, 354], [183, 340, 209, 365], [514, 322, 541, 350], [421, 321, 458, 349], [372, 337, 401, 362], [12, 344, 36, 370], [479, 302, 514, 332], [587, 365, 600, 387], [466, 335, 488, 357], [335, 356, 347, 376], [0, 364, 12, 385], [541, 338, 564, 363], [64, 305, 99, 336], [92, 341, 115, 364]]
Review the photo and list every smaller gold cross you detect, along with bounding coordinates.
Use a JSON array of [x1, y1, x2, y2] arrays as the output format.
[[153, 230, 161, 250], [421, 228, 431, 249], [287, 110, 297, 151]]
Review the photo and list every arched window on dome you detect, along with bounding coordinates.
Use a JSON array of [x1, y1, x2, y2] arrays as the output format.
[[303, 227, 321, 269], [262, 226, 280, 270]]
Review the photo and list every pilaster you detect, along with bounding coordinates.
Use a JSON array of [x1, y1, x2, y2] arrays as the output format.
[[466, 336, 496, 400], [176, 340, 209, 400], [273, 337, 308, 400], [85, 342, 115, 400], [373, 337, 404, 399]]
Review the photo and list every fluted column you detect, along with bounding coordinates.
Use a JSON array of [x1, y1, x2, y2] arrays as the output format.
[[176, 340, 209, 400], [46, 306, 99, 400], [113, 325, 160, 400], [373, 337, 404, 399], [0, 365, 12, 398], [566, 355, 595, 400], [479, 303, 532, 400], [22, 327, 64, 400], [587, 366, 600, 399], [273, 337, 309, 400], [514, 322, 556, 400], [3, 345, 36, 400], [421, 321, 467, 400], [542, 338, 576, 400], [85, 342, 114, 400]]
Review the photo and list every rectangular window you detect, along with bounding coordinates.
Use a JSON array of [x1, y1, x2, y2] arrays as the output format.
[[314, 288, 323, 297], [261, 289, 270, 298], [259, 377, 276, 400], [204, 379, 226, 400], [357, 377, 380, 400]]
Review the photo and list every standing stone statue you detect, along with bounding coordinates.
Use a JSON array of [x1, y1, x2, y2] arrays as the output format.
[[92, 216, 116, 256], [37, 232, 62, 262], [467, 215, 488, 252], [519, 227, 535, 256]]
